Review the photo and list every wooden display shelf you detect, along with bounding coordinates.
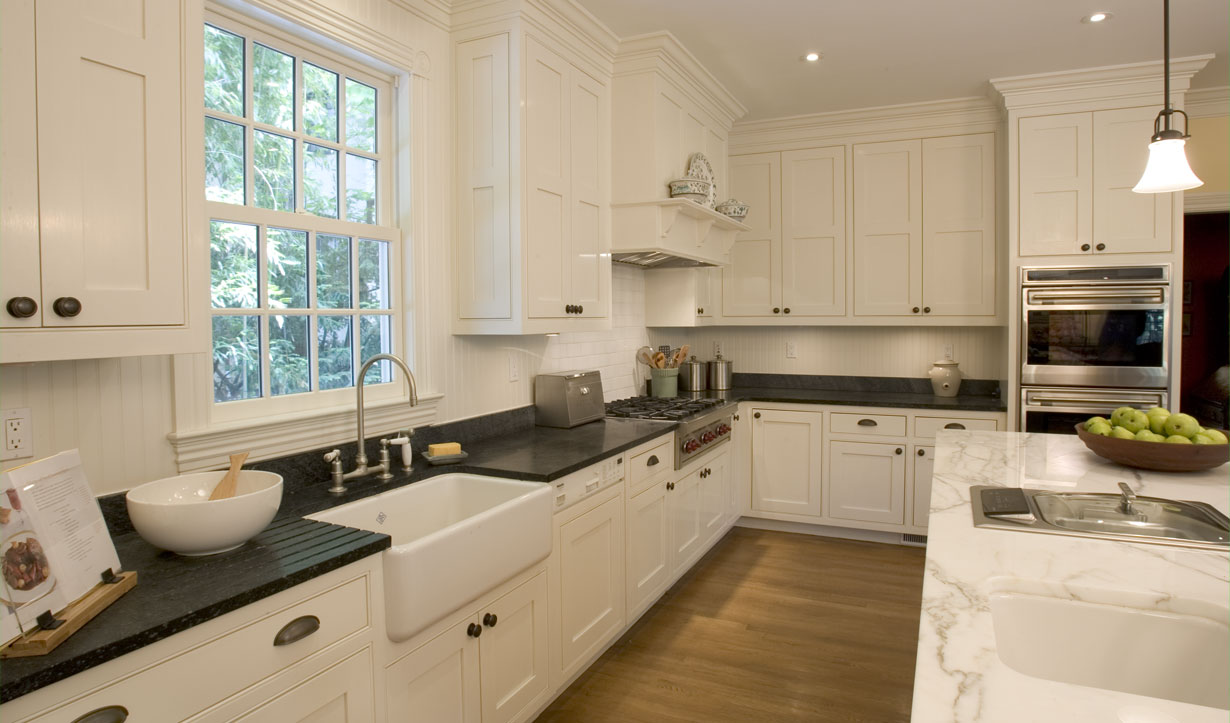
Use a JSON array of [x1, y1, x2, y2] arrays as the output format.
[[1, 571, 137, 658]]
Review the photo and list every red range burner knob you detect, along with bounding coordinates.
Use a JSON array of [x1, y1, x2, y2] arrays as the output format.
[[682, 438, 701, 453], [716, 424, 731, 435], [701, 432, 716, 443]]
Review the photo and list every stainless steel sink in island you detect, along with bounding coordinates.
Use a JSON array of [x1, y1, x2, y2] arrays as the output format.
[[913, 430, 1230, 722]]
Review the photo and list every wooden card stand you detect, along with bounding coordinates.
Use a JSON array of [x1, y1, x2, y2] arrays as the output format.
[[1, 571, 137, 658]]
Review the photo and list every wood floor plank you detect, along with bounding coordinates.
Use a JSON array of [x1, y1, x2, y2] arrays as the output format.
[[535, 527, 926, 723]]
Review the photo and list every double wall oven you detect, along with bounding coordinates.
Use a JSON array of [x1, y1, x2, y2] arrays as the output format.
[[1019, 265, 1172, 433]]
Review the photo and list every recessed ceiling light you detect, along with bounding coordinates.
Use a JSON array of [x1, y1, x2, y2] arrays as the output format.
[[1081, 12, 1112, 23], [802, 52, 821, 62]]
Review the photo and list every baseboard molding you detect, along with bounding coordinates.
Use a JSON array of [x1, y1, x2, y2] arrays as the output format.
[[735, 516, 914, 546]]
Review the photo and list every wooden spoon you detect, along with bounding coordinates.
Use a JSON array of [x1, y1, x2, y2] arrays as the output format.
[[653, 351, 666, 369], [672, 345, 690, 368], [210, 452, 249, 501]]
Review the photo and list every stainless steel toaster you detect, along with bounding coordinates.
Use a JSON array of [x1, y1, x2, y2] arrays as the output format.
[[535, 370, 605, 428]]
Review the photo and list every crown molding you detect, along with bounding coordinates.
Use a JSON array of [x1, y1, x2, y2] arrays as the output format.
[[1185, 191, 1230, 214], [990, 55, 1214, 112], [231, 0, 421, 73], [1186, 87, 1229, 119], [388, 0, 452, 32], [729, 96, 1000, 154], [528, 0, 619, 60], [614, 31, 747, 127], [448, 0, 617, 73]]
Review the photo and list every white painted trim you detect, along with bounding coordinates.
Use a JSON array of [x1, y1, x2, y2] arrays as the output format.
[[729, 96, 1000, 153], [168, 393, 441, 472], [990, 55, 1213, 112], [613, 31, 747, 126], [1186, 87, 1229, 119], [734, 516, 910, 546], [1185, 191, 1230, 214]]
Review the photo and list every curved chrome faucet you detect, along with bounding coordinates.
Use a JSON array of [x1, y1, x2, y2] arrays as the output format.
[[324, 353, 419, 495]]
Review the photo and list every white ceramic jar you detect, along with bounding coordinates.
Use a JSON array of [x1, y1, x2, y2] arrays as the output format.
[[929, 359, 962, 397]]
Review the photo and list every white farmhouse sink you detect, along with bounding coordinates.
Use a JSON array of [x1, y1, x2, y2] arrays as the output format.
[[990, 591, 1229, 709], [309, 473, 551, 642]]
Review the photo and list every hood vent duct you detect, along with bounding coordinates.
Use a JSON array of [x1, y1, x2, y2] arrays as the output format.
[[611, 251, 718, 269]]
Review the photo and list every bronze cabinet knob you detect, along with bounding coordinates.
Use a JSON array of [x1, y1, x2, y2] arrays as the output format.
[[6, 296, 37, 318]]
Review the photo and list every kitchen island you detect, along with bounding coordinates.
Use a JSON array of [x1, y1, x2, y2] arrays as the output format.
[[913, 430, 1229, 722]]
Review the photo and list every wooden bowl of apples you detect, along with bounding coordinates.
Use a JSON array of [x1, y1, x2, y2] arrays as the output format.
[[1075, 407, 1229, 472]]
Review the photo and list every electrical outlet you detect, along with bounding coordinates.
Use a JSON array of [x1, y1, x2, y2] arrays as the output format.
[[2, 407, 31, 461], [507, 353, 520, 383], [943, 344, 954, 361], [713, 341, 723, 357], [786, 340, 798, 359]]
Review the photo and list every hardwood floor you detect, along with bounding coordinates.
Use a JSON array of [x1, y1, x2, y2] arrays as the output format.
[[535, 527, 927, 723]]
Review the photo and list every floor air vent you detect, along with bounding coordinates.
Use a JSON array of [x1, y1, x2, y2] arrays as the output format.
[[902, 534, 928, 547]]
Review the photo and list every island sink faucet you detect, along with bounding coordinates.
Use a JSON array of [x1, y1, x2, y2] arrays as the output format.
[[324, 353, 419, 495]]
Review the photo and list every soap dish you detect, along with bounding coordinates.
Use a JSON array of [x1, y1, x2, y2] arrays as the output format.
[[423, 450, 469, 466]]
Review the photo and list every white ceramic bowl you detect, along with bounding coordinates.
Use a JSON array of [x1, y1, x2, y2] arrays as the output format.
[[126, 471, 283, 556]]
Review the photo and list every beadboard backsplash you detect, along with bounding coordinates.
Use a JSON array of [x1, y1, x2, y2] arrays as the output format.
[[648, 326, 1007, 380]]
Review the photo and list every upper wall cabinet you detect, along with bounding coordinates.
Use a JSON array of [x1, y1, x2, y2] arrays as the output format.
[[1018, 106, 1172, 257], [453, 13, 613, 334], [853, 134, 997, 319], [1, 0, 205, 362]]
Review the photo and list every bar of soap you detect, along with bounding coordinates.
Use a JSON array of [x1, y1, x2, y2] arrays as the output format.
[[428, 442, 462, 457]]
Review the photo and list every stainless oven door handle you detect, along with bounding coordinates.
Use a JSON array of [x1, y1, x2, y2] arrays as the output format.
[[1026, 290, 1165, 304]]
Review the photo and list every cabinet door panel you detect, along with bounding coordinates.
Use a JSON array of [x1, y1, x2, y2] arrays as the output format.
[[479, 572, 549, 723], [1093, 107, 1172, 254], [558, 495, 624, 679], [700, 451, 729, 546], [386, 618, 481, 723], [35, 0, 185, 326], [569, 68, 609, 316], [828, 441, 906, 525], [725, 153, 780, 316], [751, 409, 823, 516], [525, 39, 570, 318], [912, 446, 935, 529], [1019, 113, 1092, 256], [670, 468, 704, 574], [456, 35, 512, 320], [922, 134, 996, 316], [0, 1, 41, 328], [854, 141, 922, 315], [626, 481, 670, 617], [782, 147, 845, 316], [232, 649, 374, 723], [653, 90, 683, 191]]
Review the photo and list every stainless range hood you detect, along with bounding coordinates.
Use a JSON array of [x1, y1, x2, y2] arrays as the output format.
[[611, 251, 718, 269]]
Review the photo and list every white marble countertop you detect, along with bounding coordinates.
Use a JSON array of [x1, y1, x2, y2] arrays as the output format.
[[912, 430, 1229, 723]]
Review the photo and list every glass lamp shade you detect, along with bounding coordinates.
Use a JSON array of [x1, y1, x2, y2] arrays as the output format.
[[1132, 138, 1204, 193]]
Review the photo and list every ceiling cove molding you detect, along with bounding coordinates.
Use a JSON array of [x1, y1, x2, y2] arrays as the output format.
[[528, 0, 619, 60], [614, 31, 748, 127], [1184, 191, 1230, 214], [448, 0, 618, 72], [729, 96, 1000, 154], [1186, 87, 1229, 119], [990, 55, 1214, 112]]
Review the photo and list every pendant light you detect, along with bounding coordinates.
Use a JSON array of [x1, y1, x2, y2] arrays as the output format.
[[1132, 0, 1202, 193]]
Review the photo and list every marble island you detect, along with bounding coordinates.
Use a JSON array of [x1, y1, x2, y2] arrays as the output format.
[[913, 430, 1229, 722]]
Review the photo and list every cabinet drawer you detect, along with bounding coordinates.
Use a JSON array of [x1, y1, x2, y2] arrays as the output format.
[[914, 416, 998, 438], [24, 576, 369, 723], [830, 412, 906, 437], [628, 438, 673, 492]]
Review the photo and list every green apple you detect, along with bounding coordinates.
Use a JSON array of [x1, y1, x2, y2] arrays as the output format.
[[1111, 426, 1137, 440], [1146, 408, 1171, 435], [1120, 409, 1150, 434], [1135, 429, 1164, 442], [1164, 434, 1194, 444], [1192, 433, 1215, 445], [1110, 407, 1137, 428], [1085, 416, 1110, 430], [1087, 421, 1113, 436], [1202, 429, 1228, 445], [1162, 413, 1201, 439]]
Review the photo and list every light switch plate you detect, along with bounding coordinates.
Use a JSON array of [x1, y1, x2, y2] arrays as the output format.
[[786, 340, 798, 359], [507, 353, 520, 382], [2, 407, 32, 461]]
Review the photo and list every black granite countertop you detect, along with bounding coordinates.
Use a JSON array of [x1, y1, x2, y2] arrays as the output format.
[[716, 386, 1006, 412]]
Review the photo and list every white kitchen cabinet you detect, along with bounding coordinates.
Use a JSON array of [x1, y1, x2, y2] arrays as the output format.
[[0, 0, 205, 362], [750, 408, 824, 517], [386, 570, 548, 723], [912, 446, 936, 530], [221, 648, 375, 723], [643, 266, 721, 327], [699, 450, 729, 547], [669, 463, 705, 574], [454, 23, 610, 334], [854, 134, 996, 319], [550, 484, 625, 689], [1019, 107, 1172, 257], [827, 440, 907, 526], [725, 147, 846, 319], [626, 477, 671, 619]]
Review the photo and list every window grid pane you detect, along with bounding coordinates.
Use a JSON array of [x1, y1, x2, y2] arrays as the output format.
[[253, 43, 294, 131], [267, 227, 308, 309], [205, 117, 246, 204], [303, 62, 338, 142], [213, 315, 262, 402], [204, 25, 244, 117], [253, 131, 295, 212], [270, 314, 312, 396], [210, 221, 259, 309]]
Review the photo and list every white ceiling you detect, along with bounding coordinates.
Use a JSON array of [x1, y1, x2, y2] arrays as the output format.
[[575, 0, 1229, 121]]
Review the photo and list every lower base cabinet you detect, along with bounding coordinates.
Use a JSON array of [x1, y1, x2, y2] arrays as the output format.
[[626, 477, 672, 618], [222, 648, 376, 722], [386, 570, 549, 723], [827, 440, 907, 525], [750, 409, 823, 516], [912, 446, 935, 529]]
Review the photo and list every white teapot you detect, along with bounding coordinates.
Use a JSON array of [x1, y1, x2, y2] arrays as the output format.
[[929, 359, 962, 397]]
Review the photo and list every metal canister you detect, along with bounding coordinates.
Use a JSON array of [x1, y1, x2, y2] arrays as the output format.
[[707, 352, 733, 390], [679, 356, 708, 391]]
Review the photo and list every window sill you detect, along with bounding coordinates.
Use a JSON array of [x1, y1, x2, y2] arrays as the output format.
[[168, 392, 441, 472]]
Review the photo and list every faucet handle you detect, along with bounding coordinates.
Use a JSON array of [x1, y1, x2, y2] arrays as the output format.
[[324, 449, 341, 463], [386, 435, 411, 446]]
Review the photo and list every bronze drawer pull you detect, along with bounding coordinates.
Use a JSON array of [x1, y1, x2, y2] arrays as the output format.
[[857, 419, 878, 427], [944, 423, 966, 430], [647, 455, 660, 466], [273, 615, 320, 646], [72, 706, 128, 723]]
